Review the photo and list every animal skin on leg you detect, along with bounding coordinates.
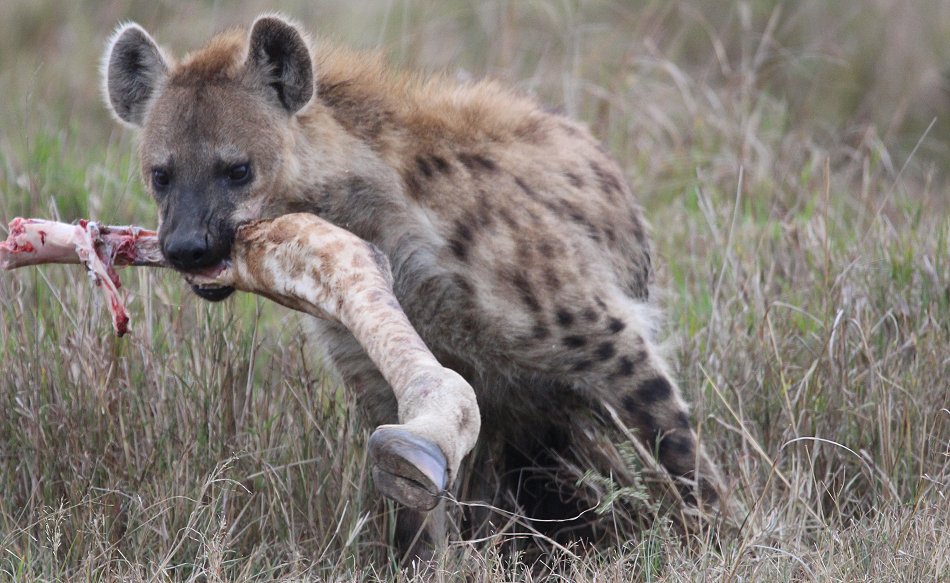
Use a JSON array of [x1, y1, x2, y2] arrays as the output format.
[[188, 213, 482, 511]]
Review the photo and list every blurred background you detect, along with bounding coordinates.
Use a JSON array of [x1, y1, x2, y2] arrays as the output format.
[[1, 0, 948, 221], [0, 1, 948, 580]]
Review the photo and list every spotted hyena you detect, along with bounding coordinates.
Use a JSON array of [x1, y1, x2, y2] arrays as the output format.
[[102, 14, 722, 551]]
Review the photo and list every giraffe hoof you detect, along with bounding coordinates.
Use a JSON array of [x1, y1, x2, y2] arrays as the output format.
[[368, 426, 447, 511]]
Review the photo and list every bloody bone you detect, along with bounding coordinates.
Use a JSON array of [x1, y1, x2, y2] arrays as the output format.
[[0, 217, 165, 335], [0, 214, 479, 509]]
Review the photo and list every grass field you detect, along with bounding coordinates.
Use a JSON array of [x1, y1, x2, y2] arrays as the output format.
[[1, 1, 948, 580]]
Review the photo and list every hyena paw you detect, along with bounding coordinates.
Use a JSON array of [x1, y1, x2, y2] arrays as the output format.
[[368, 425, 447, 511]]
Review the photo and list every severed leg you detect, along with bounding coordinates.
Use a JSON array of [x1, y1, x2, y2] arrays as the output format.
[[2, 214, 481, 510], [186, 213, 482, 510], [1, 217, 165, 335]]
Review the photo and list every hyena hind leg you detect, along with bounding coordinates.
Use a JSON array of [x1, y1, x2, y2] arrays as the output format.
[[509, 295, 723, 509]]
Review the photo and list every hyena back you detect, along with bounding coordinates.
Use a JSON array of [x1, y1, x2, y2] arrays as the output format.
[[102, 14, 722, 551]]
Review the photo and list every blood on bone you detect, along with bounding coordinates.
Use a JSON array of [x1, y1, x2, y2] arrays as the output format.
[[1, 217, 164, 336]]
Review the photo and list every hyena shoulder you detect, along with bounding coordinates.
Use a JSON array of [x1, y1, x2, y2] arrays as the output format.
[[297, 43, 651, 300]]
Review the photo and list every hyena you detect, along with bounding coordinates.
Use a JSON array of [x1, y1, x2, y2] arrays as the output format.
[[102, 14, 722, 552]]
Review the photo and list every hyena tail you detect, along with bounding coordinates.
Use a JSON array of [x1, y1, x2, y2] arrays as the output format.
[[603, 338, 723, 508]]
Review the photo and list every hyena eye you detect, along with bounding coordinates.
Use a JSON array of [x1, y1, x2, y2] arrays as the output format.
[[227, 163, 252, 185], [151, 168, 170, 189]]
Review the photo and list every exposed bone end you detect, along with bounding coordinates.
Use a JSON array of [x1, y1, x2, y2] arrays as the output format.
[[1, 218, 80, 269], [2, 217, 164, 335]]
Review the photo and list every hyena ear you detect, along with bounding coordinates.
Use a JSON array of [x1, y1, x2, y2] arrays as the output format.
[[245, 15, 314, 114], [102, 23, 170, 127]]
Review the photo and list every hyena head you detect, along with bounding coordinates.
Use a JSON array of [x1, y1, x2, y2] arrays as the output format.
[[101, 15, 313, 301]]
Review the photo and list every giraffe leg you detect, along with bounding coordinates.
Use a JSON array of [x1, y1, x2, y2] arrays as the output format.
[[309, 320, 453, 554]]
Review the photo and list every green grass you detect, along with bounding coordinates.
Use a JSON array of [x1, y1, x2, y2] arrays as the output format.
[[1, 0, 949, 580]]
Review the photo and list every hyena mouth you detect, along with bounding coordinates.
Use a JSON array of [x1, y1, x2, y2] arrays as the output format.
[[191, 284, 235, 302], [185, 261, 235, 302]]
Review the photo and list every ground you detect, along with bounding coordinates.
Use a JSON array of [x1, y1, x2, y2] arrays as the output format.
[[0, 1, 948, 581]]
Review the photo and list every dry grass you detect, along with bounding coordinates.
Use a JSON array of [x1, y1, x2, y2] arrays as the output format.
[[0, 1, 948, 580]]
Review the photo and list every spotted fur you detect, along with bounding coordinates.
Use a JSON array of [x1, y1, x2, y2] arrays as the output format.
[[102, 14, 722, 553]]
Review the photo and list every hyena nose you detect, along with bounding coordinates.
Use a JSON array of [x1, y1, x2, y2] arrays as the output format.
[[162, 232, 214, 270]]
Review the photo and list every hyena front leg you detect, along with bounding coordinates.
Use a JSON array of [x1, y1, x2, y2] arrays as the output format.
[[196, 214, 481, 511]]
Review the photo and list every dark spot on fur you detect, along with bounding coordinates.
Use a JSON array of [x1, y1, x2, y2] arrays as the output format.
[[449, 220, 477, 260], [673, 411, 691, 430], [284, 199, 323, 215], [516, 244, 536, 266], [453, 274, 475, 295], [572, 359, 593, 372], [449, 238, 468, 260], [595, 341, 616, 361], [459, 153, 498, 173], [566, 172, 583, 188], [570, 211, 592, 227], [514, 176, 539, 199], [622, 395, 639, 414], [555, 308, 574, 327], [475, 198, 494, 229], [638, 377, 673, 403], [456, 222, 474, 242], [631, 212, 648, 245], [554, 199, 601, 242], [532, 324, 550, 340], [537, 198, 562, 217], [318, 79, 391, 142], [563, 335, 586, 348], [498, 209, 519, 229], [615, 356, 636, 377], [538, 242, 555, 258], [431, 155, 452, 174], [605, 228, 616, 243], [608, 317, 625, 334], [512, 272, 541, 313], [631, 348, 648, 367], [589, 160, 623, 196], [680, 488, 698, 506], [416, 156, 433, 178], [458, 408, 471, 432], [403, 171, 425, 200], [582, 307, 598, 322], [658, 432, 695, 460], [515, 117, 548, 144], [476, 155, 498, 171], [697, 477, 720, 505], [543, 271, 561, 291], [622, 397, 658, 441]]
